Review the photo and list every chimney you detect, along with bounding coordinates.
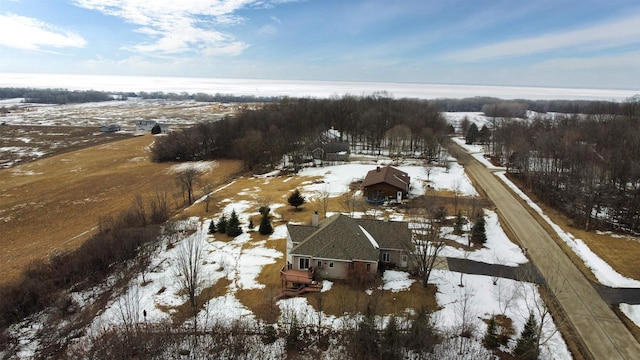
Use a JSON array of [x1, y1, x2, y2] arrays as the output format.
[[311, 211, 319, 227]]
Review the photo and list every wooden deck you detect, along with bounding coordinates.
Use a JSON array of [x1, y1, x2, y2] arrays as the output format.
[[280, 265, 322, 298]]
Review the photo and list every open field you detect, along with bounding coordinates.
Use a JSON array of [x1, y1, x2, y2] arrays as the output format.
[[0, 134, 243, 282], [0, 99, 250, 168], [0, 125, 130, 168]]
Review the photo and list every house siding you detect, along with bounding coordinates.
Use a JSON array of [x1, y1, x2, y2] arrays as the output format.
[[290, 255, 379, 280], [380, 249, 410, 269], [315, 260, 350, 279], [364, 183, 406, 200]]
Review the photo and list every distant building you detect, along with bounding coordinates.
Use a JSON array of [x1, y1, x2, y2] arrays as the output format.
[[100, 124, 121, 132], [136, 120, 169, 132]]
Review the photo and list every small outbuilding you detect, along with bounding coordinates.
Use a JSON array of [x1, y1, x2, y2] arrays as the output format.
[[100, 124, 121, 132]]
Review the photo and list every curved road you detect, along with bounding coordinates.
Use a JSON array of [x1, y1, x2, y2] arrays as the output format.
[[448, 141, 640, 360]]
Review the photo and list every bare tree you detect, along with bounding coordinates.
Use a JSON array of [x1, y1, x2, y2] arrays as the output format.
[[176, 168, 200, 205], [517, 263, 569, 357], [201, 183, 213, 212], [174, 233, 206, 332], [318, 185, 331, 217], [453, 282, 477, 356], [116, 285, 142, 335], [409, 209, 446, 287]]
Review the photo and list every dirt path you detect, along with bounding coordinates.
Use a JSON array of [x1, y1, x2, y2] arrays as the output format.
[[448, 141, 640, 360]]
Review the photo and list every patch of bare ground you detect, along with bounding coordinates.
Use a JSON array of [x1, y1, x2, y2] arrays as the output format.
[[506, 174, 640, 282], [0, 134, 243, 283], [305, 282, 439, 318]]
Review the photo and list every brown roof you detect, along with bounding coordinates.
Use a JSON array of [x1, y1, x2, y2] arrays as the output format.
[[289, 214, 412, 261], [361, 166, 410, 192]]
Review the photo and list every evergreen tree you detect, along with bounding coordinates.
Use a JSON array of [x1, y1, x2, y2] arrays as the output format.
[[406, 308, 439, 354], [483, 316, 500, 350], [216, 213, 227, 234], [381, 316, 403, 360], [454, 211, 466, 235], [478, 124, 491, 144], [248, 217, 254, 231], [226, 210, 243, 237], [287, 189, 306, 210], [471, 215, 487, 245], [259, 210, 273, 235], [465, 122, 479, 144], [208, 219, 217, 234], [514, 313, 540, 360]]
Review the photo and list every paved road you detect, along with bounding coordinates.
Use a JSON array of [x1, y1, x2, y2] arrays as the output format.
[[448, 141, 640, 360]]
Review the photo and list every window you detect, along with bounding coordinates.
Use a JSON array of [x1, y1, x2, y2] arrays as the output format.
[[366, 263, 371, 271], [349, 262, 355, 270], [329, 261, 334, 268], [382, 252, 391, 262], [299, 258, 310, 269], [318, 261, 322, 268]]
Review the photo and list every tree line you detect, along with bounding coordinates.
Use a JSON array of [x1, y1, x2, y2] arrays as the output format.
[[151, 95, 451, 171], [0, 87, 117, 104], [478, 97, 640, 232]]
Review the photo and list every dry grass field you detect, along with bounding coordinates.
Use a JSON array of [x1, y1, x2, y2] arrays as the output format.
[[505, 175, 640, 281], [0, 133, 243, 283]]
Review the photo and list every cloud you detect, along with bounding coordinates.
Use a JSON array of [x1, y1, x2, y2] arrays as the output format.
[[257, 24, 277, 36], [535, 51, 640, 71], [72, 0, 288, 56], [443, 12, 640, 62], [0, 13, 86, 50]]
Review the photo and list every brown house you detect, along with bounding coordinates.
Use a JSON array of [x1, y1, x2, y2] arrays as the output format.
[[362, 165, 410, 202], [285, 213, 413, 280]]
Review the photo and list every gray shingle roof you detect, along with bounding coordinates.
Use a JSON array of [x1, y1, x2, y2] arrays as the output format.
[[289, 214, 412, 261]]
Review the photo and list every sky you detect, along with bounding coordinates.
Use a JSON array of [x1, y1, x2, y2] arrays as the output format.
[[1, 0, 640, 90]]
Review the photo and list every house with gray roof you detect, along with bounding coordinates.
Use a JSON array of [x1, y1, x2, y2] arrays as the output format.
[[285, 213, 413, 280]]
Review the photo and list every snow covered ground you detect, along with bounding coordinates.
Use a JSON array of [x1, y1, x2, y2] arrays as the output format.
[[6, 148, 572, 358], [55, 153, 570, 359], [2, 72, 637, 101]]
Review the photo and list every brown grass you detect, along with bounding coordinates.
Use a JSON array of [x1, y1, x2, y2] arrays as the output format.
[[160, 277, 232, 324], [505, 175, 640, 281], [305, 281, 439, 318], [0, 134, 243, 283]]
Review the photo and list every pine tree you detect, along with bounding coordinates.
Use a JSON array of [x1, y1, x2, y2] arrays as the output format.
[[226, 210, 243, 237], [208, 219, 217, 234], [465, 122, 479, 144], [381, 316, 403, 360], [514, 313, 540, 360], [216, 213, 227, 234], [471, 215, 487, 245], [248, 217, 254, 231], [454, 211, 466, 235], [259, 210, 273, 235], [287, 189, 306, 210], [483, 316, 500, 350]]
